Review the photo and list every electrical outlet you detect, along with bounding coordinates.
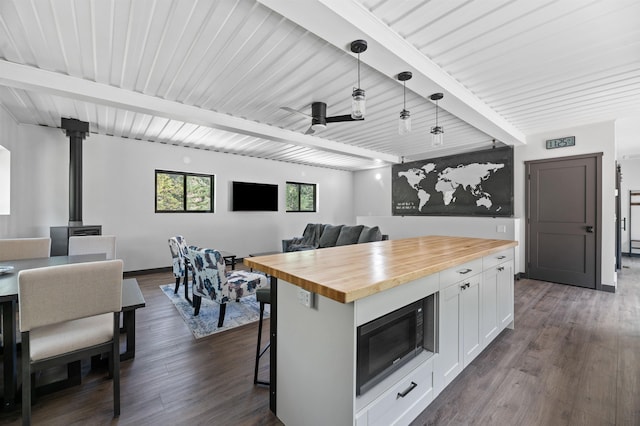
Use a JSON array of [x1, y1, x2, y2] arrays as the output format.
[[297, 288, 313, 308], [497, 225, 506, 233]]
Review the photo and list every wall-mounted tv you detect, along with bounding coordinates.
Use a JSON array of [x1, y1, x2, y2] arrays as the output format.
[[232, 181, 278, 211]]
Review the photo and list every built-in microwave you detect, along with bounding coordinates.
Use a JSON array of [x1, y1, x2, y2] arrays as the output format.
[[356, 295, 435, 396]]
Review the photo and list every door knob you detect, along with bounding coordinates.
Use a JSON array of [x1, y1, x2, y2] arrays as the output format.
[[586, 226, 594, 233]]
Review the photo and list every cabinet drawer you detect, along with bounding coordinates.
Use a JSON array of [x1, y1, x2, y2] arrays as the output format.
[[366, 359, 433, 426], [440, 258, 483, 289], [483, 248, 513, 270]]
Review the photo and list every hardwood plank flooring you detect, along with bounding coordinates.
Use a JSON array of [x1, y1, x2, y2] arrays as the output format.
[[1, 259, 639, 425], [412, 257, 640, 426]]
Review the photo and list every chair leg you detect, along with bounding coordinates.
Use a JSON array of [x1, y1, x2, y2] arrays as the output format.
[[184, 270, 192, 305], [22, 332, 31, 426], [193, 295, 202, 316], [254, 302, 264, 384], [253, 303, 270, 386], [113, 314, 121, 417], [217, 303, 227, 328], [173, 276, 180, 294]]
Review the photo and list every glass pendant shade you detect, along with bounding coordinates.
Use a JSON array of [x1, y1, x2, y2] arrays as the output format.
[[429, 92, 444, 147], [431, 126, 444, 147], [397, 71, 413, 135], [399, 109, 411, 135], [350, 40, 367, 120], [351, 88, 366, 119]]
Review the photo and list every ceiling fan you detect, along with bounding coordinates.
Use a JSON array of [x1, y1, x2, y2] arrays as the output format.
[[282, 102, 364, 135]]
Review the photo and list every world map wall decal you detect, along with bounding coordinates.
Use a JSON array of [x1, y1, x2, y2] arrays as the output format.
[[392, 146, 513, 217]]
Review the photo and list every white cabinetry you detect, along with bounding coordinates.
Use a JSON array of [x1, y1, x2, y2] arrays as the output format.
[[436, 282, 462, 394], [481, 268, 500, 346], [435, 250, 515, 397], [483, 248, 515, 332], [496, 259, 514, 329], [434, 259, 483, 394], [461, 273, 482, 365], [356, 354, 434, 426], [274, 245, 515, 426]]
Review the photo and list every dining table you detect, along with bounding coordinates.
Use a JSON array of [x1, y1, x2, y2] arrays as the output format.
[[0, 253, 105, 410]]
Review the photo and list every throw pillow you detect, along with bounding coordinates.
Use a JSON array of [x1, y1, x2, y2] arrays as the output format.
[[336, 225, 364, 246], [357, 226, 371, 243], [357, 225, 383, 243], [318, 225, 343, 248]]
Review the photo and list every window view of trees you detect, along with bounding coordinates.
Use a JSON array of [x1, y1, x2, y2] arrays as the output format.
[[286, 182, 316, 212], [156, 170, 213, 213], [186, 175, 212, 211]]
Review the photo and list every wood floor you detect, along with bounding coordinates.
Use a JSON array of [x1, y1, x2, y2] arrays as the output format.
[[1, 259, 639, 425]]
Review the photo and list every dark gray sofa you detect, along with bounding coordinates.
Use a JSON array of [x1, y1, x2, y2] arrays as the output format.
[[282, 223, 388, 252]]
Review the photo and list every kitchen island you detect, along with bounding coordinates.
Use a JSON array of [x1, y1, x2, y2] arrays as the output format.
[[245, 235, 517, 426]]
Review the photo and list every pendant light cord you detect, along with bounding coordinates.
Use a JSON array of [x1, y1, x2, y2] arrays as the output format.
[[357, 52, 361, 88], [403, 81, 406, 110]]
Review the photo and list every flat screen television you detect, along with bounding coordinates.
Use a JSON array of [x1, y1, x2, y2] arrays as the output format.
[[232, 181, 278, 211]]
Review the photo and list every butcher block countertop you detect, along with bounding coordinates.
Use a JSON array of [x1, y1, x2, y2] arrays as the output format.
[[243, 235, 517, 303]]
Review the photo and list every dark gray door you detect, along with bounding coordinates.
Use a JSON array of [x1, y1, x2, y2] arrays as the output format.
[[526, 154, 601, 289]]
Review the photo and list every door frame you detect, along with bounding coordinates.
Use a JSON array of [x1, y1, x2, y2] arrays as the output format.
[[525, 152, 603, 290]]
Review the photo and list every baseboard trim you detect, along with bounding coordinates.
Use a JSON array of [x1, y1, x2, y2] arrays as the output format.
[[601, 284, 616, 293], [124, 266, 171, 277]]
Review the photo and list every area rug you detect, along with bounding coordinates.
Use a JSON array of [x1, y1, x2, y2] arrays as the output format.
[[160, 283, 270, 339]]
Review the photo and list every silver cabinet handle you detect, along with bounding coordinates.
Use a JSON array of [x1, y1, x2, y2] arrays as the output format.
[[497, 255, 506, 260], [397, 381, 418, 399], [458, 268, 472, 275]]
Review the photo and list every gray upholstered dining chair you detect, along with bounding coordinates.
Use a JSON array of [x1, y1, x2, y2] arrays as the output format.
[[18, 259, 123, 425], [68, 235, 117, 260], [186, 246, 267, 327], [0, 237, 51, 261]]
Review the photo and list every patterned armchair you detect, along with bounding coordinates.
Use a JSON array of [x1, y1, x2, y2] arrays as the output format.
[[168, 236, 191, 304], [187, 246, 267, 327]]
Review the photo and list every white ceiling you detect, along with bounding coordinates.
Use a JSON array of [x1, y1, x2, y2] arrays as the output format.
[[0, 0, 638, 171]]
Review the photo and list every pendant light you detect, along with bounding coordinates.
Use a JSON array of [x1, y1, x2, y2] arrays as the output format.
[[430, 93, 444, 147], [397, 71, 412, 135], [350, 40, 367, 119]]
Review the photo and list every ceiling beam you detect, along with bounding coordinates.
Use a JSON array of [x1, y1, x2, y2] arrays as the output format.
[[259, 0, 526, 146], [0, 60, 400, 163]]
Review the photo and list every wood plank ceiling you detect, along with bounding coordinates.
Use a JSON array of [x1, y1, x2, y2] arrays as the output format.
[[0, 0, 638, 171]]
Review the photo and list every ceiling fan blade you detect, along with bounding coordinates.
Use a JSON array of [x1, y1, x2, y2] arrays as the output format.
[[325, 114, 364, 123], [304, 125, 315, 135], [281, 106, 312, 119]]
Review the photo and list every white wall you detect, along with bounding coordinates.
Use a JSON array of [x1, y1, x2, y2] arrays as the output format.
[[354, 120, 618, 288], [2, 121, 356, 272]]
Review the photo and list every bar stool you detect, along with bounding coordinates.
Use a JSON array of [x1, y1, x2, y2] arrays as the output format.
[[253, 287, 270, 386]]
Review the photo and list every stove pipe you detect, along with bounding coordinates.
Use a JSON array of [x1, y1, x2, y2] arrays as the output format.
[[61, 118, 89, 226]]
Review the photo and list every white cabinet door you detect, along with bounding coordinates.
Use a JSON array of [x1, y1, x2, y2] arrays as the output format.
[[481, 266, 500, 346], [461, 274, 482, 366], [497, 260, 514, 330], [434, 283, 463, 394]]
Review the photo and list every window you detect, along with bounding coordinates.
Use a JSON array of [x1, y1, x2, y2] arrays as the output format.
[[286, 182, 316, 212], [155, 170, 214, 213]]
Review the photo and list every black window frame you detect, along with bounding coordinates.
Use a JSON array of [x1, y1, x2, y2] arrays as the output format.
[[286, 181, 317, 213], [155, 169, 214, 213]]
